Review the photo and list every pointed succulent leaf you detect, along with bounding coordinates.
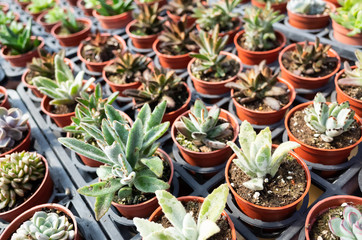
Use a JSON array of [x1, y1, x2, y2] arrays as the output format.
[[126, 118, 143, 168], [134, 218, 165, 238], [197, 220, 220, 240], [94, 193, 114, 220], [77, 178, 124, 197], [140, 156, 164, 178], [243, 178, 264, 191], [134, 175, 169, 193]]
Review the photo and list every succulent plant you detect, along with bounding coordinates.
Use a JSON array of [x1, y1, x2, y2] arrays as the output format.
[[134, 184, 229, 240], [27, 0, 56, 14], [11, 210, 75, 240], [165, 0, 197, 16], [257, 0, 286, 3], [338, 50, 362, 87], [331, 0, 362, 37], [287, 0, 326, 15], [60, 11, 84, 35], [0, 10, 16, 25], [0, 151, 45, 210], [228, 121, 300, 190], [59, 101, 170, 220], [6, 20, 25, 35], [44, 6, 66, 24], [304, 93, 355, 143], [329, 205, 362, 240], [96, 0, 134, 16], [131, 3, 164, 36], [226, 60, 288, 111], [175, 99, 233, 151], [0, 107, 29, 150], [84, 0, 100, 8]]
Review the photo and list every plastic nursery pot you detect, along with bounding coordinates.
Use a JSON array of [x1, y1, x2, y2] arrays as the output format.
[[225, 145, 311, 222], [134, 0, 167, 8], [37, 10, 57, 32], [166, 11, 196, 28], [14, 0, 28, 10], [112, 148, 174, 219], [285, 101, 362, 165], [234, 30, 286, 65], [0, 122, 31, 158], [0, 36, 44, 68], [287, 2, 336, 30], [278, 42, 341, 89], [0, 154, 53, 222], [324, 0, 340, 7], [232, 78, 296, 125], [171, 107, 239, 167], [305, 195, 362, 240], [149, 196, 237, 240], [0, 2, 9, 12], [251, 0, 288, 13], [92, 9, 133, 29], [0, 203, 80, 239], [188, 51, 243, 95], [51, 18, 92, 47], [332, 19, 362, 46], [77, 0, 93, 16], [25, 5, 44, 20], [126, 19, 159, 49], [0, 86, 10, 109], [77, 34, 127, 72]]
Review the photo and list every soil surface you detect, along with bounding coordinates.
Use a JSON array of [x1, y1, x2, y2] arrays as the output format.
[[339, 73, 362, 101], [228, 155, 306, 207], [191, 59, 240, 82], [51, 103, 77, 115], [106, 66, 147, 85], [239, 36, 279, 52], [289, 107, 361, 149], [0, 130, 29, 154], [81, 36, 121, 63]]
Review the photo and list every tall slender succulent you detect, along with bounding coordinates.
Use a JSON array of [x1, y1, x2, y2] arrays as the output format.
[[338, 50, 362, 87], [331, 0, 362, 37], [228, 121, 300, 190], [287, 0, 326, 15], [0, 151, 45, 210], [59, 101, 170, 220], [328, 205, 362, 240], [96, 0, 134, 16], [134, 184, 229, 240], [11, 210, 75, 240], [131, 3, 163, 36], [304, 93, 355, 143]]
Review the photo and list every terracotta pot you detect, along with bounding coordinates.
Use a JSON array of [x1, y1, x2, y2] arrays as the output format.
[[134, 0, 167, 8], [0, 122, 31, 158], [0, 203, 80, 239], [324, 0, 340, 7], [37, 10, 56, 32], [51, 18, 92, 47], [126, 19, 159, 49], [0, 154, 53, 222], [251, 0, 288, 13], [279, 42, 341, 89], [232, 78, 296, 125], [149, 196, 237, 240], [166, 11, 196, 28], [67, 0, 78, 6], [14, 0, 28, 10], [25, 5, 45, 20], [305, 195, 362, 240], [225, 145, 311, 222], [0, 2, 9, 12], [234, 30, 286, 65], [0, 36, 44, 68], [171, 107, 239, 167], [0, 86, 10, 109], [153, 39, 193, 69], [77, 34, 127, 72], [77, 0, 93, 16], [332, 19, 362, 46], [112, 148, 174, 219], [285, 101, 362, 165], [93, 9, 133, 29], [188, 51, 243, 95]]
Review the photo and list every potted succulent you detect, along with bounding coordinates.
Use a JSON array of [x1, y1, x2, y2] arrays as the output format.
[[37, 6, 66, 32], [103, 51, 152, 96], [165, 0, 197, 27], [285, 93, 362, 167], [287, 0, 335, 30], [126, 4, 164, 49], [171, 99, 239, 167], [0, 151, 53, 222], [3, 20, 25, 35], [0, 86, 10, 109], [335, 50, 362, 117], [1, 203, 80, 240], [331, 0, 362, 46], [251, 0, 289, 13], [279, 37, 341, 89], [0, 2, 9, 12], [134, 0, 167, 8], [59, 101, 174, 220], [153, 16, 198, 69], [123, 67, 191, 123], [0, 20, 44, 67], [134, 184, 237, 240], [25, 0, 57, 20], [305, 195, 362, 240], [188, 25, 243, 95], [77, 31, 127, 72], [226, 60, 296, 125], [225, 120, 311, 221], [0, 11, 18, 26], [77, 0, 99, 16], [234, 3, 285, 65], [92, 0, 134, 29], [51, 11, 92, 47]]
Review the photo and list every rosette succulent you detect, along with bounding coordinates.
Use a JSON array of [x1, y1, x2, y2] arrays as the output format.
[[328, 205, 362, 240], [338, 49, 362, 87]]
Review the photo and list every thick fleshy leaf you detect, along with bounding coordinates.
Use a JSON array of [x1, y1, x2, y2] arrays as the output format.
[[94, 193, 113, 220], [197, 220, 220, 240], [96, 166, 113, 180], [142, 122, 170, 151], [134, 218, 165, 238], [243, 178, 264, 191], [192, 99, 208, 119], [134, 175, 169, 193], [77, 178, 124, 197], [145, 101, 167, 132], [141, 156, 164, 177], [238, 121, 257, 160], [126, 118, 143, 168], [270, 141, 300, 176], [255, 144, 271, 174]]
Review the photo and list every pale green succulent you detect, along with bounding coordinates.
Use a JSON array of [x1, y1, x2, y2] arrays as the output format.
[[27, 0, 56, 14], [329, 206, 362, 240], [44, 6, 66, 24], [338, 50, 362, 87], [287, 0, 326, 15]]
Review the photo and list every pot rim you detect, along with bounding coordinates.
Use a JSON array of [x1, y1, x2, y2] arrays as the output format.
[[0, 36, 44, 59], [335, 66, 362, 104], [287, 1, 335, 18], [331, 18, 362, 37], [153, 38, 193, 59], [0, 85, 9, 107], [92, 8, 132, 20], [51, 18, 92, 39], [0, 122, 31, 158], [125, 19, 160, 40], [196, 17, 241, 37]]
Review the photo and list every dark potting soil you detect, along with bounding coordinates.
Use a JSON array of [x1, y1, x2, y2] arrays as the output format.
[[81, 36, 121, 63], [191, 59, 240, 82], [289, 107, 361, 149], [0, 130, 29, 154], [157, 200, 233, 240], [228, 156, 306, 207], [51, 103, 77, 115], [309, 204, 362, 240]]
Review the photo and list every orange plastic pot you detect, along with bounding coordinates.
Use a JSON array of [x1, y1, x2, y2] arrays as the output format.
[[51, 18, 91, 47], [153, 39, 193, 69], [285, 101, 362, 165], [0, 2, 9, 12], [0, 122, 31, 158], [166, 11, 196, 27], [77, 0, 93, 16], [234, 30, 286, 65], [134, 0, 167, 8], [324, 0, 340, 7], [225, 146, 311, 222], [251, 0, 288, 13], [126, 20, 159, 49], [188, 51, 243, 95], [0, 86, 10, 109], [1, 203, 80, 239], [332, 19, 362, 46], [0, 154, 53, 222], [25, 5, 44, 20], [232, 78, 296, 125], [112, 148, 174, 219], [149, 196, 237, 240], [305, 195, 362, 240], [37, 10, 59, 32], [171, 107, 239, 167], [93, 9, 133, 29], [279, 42, 341, 89]]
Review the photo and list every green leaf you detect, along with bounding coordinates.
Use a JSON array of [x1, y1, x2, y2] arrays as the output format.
[[134, 218, 165, 238], [145, 101, 167, 132], [238, 121, 256, 160], [142, 122, 169, 151], [77, 178, 123, 197], [192, 99, 208, 119], [117, 187, 132, 199], [96, 165, 113, 180], [94, 193, 113, 220], [126, 118, 143, 168], [270, 141, 300, 176], [141, 157, 164, 177], [198, 220, 220, 240], [134, 175, 169, 193], [114, 121, 129, 146], [137, 103, 151, 126]]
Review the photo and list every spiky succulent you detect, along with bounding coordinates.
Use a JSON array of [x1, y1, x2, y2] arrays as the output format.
[[304, 93, 355, 143], [165, 0, 197, 16], [331, 0, 362, 37], [0, 10, 16, 25], [96, 0, 134, 16], [226, 60, 288, 111], [175, 99, 233, 151], [228, 121, 300, 190], [44, 6, 66, 24], [60, 11, 84, 35], [338, 50, 362, 87], [5, 20, 25, 35], [27, 0, 55, 14], [0, 107, 29, 149], [59, 101, 170, 220], [84, 0, 100, 8], [11, 210, 75, 240], [287, 0, 326, 15], [328, 205, 362, 240], [131, 3, 163, 36], [0, 151, 45, 210], [134, 184, 229, 240]]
